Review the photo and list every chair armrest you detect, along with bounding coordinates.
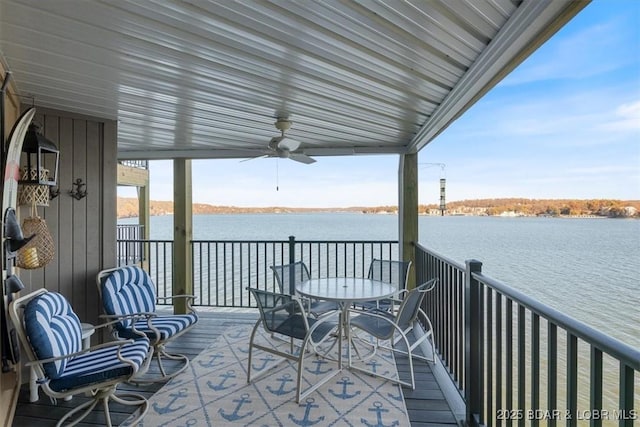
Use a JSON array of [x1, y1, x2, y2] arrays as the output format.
[[25, 339, 137, 366], [265, 298, 305, 316], [156, 295, 198, 313], [312, 306, 340, 322], [99, 313, 157, 321], [156, 294, 197, 302], [99, 313, 158, 340], [97, 313, 155, 326]]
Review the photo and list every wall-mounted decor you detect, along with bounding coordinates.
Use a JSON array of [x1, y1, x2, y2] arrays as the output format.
[[69, 178, 87, 200], [15, 206, 55, 270], [17, 167, 50, 207], [19, 123, 59, 187]]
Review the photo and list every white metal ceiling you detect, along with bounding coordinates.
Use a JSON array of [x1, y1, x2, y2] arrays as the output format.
[[0, 0, 588, 160]]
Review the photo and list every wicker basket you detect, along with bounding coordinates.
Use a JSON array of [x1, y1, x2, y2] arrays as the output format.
[[16, 214, 55, 269], [18, 167, 50, 207]]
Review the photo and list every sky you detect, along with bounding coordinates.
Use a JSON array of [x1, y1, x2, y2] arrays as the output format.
[[119, 0, 640, 208]]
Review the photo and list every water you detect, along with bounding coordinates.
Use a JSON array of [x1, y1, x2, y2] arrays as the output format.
[[119, 213, 639, 348]]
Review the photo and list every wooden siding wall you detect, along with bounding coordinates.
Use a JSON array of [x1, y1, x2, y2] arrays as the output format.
[[18, 107, 117, 328]]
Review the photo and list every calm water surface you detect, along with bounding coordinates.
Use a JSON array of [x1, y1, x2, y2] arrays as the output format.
[[120, 213, 639, 347]]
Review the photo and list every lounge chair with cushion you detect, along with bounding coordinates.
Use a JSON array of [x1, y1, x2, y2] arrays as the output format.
[[97, 265, 198, 382], [9, 289, 152, 427]]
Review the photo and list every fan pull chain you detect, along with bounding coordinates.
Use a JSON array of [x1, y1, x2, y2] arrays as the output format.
[[276, 158, 279, 191]]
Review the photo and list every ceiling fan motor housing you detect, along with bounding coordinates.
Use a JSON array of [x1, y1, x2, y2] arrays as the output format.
[[274, 118, 292, 132]]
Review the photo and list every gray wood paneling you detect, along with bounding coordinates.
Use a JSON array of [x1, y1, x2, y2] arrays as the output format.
[[17, 108, 117, 328]]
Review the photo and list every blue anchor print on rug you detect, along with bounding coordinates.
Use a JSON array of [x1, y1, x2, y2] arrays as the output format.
[[252, 354, 277, 371], [266, 372, 295, 396], [228, 328, 248, 339], [218, 393, 254, 421], [152, 388, 188, 414], [365, 359, 390, 376], [387, 390, 403, 402], [361, 401, 400, 427], [305, 358, 331, 375], [328, 376, 361, 399], [288, 397, 325, 426], [207, 369, 237, 391], [198, 351, 225, 368]]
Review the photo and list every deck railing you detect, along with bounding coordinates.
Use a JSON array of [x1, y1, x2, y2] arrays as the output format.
[[116, 224, 145, 266], [117, 236, 398, 307], [115, 236, 639, 426], [192, 237, 397, 307], [414, 242, 640, 427]]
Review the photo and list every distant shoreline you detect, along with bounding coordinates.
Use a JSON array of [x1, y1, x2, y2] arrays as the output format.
[[117, 197, 640, 220]]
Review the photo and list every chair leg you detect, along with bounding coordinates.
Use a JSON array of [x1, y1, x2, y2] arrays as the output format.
[[156, 346, 190, 378], [56, 387, 148, 427], [132, 344, 189, 383]]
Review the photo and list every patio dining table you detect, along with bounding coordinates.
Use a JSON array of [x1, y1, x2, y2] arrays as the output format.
[[296, 277, 395, 366]]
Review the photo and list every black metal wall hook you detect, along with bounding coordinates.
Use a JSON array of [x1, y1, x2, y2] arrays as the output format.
[[49, 186, 60, 200], [69, 178, 87, 200]]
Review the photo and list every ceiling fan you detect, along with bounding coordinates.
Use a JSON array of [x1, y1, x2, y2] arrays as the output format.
[[253, 118, 316, 164]]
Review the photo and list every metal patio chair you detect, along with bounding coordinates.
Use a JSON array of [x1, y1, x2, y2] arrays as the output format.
[[9, 289, 152, 427], [247, 287, 341, 402], [356, 258, 412, 312], [97, 265, 198, 382], [348, 277, 438, 389], [271, 261, 339, 316]]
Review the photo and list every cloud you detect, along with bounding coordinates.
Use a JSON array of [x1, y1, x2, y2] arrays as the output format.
[[596, 100, 640, 132]]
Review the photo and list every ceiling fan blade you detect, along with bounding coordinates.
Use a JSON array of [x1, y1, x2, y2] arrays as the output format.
[[240, 154, 269, 162], [289, 153, 316, 164]]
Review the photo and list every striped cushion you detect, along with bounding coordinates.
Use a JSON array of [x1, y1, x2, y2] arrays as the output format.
[[100, 266, 157, 332], [24, 292, 82, 379], [100, 266, 197, 341], [48, 337, 150, 392], [119, 314, 198, 341]]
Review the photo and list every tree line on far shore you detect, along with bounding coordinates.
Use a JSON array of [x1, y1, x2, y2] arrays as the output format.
[[118, 197, 639, 219], [365, 198, 640, 218]]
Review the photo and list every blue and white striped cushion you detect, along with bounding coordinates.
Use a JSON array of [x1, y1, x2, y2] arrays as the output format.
[[100, 266, 157, 332], [48, 337, 150, 392], [24, 292, 83, 379], [126, 314, 198, 340]]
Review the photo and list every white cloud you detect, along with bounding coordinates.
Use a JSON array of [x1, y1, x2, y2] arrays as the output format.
[[597, 100, 640, 132]]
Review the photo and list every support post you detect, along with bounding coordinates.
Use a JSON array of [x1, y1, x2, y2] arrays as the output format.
[[137, 174, 150, 270], [287, 235, 296, 294], [398, 152, 418, 289], [465, 259, 483, 426], [173, 159, 193, 314]]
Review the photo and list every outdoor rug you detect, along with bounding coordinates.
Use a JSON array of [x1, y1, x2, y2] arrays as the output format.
[[125, 322, 410, 426]]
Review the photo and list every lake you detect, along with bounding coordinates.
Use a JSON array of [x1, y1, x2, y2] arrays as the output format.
[[119, 213, 639, 348]]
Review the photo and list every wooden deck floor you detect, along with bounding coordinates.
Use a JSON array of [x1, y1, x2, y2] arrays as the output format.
[[11, 311, 459, 426]]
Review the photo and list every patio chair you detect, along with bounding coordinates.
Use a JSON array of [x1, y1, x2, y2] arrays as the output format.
[[356, 258, 412, 311], [96, 265, 198, 382], [247, 287, 341, 402], [348, 277, 438, 389], [270, 261, 339, 316], [9, 289, 152, 427]]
